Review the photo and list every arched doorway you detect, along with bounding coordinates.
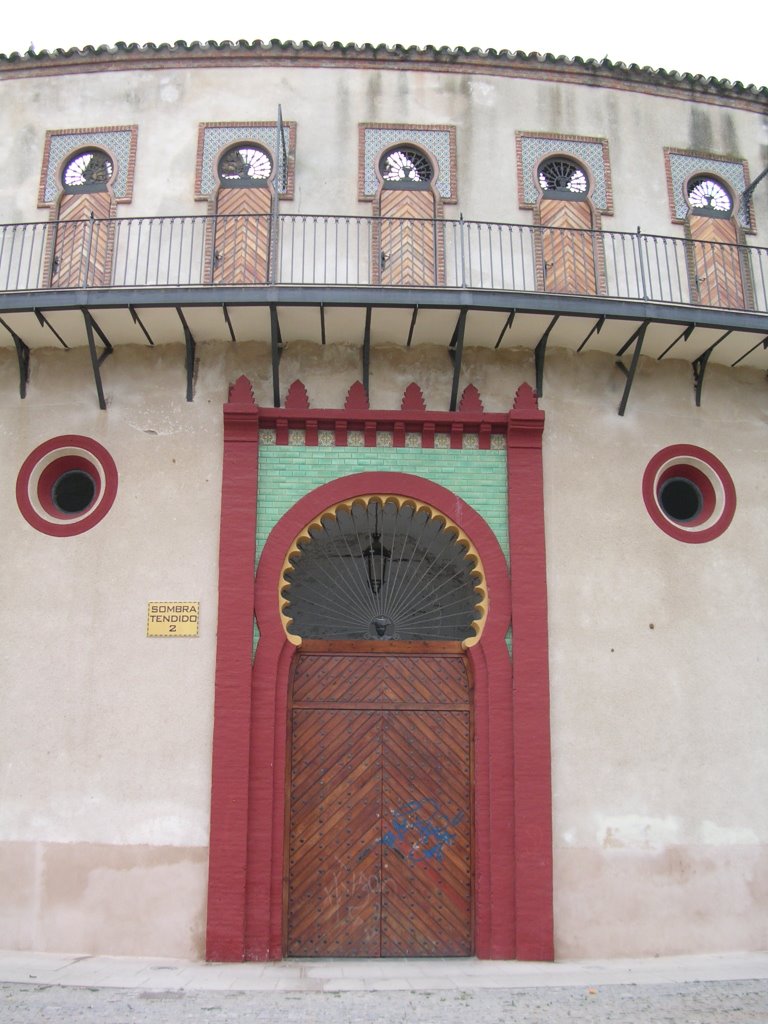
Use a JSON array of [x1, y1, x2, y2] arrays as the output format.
[[685, 174, 747, 308], [50, 148, 116, 287], [374, 145, 442, 286], [536, 156, 599, 294], [211, 143, 275, 284], [282, 497, 483, 956]]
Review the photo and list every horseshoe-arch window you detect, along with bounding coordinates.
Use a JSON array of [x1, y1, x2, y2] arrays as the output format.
[[685, 174, 747, 308], [380, 147, 435, 189], [51, 148, 116, 287], [375, 145, 442, 286], [62, 149, 114, 193], [536, 155, 599, 294], [212, 143, 275, 284], [280, 496, 487, 644]]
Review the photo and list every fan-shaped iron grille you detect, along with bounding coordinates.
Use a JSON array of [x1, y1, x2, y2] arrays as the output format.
[[282, 498, 484, 642], [62, 150, 114, 192], [381, 148, 434, 187], [538, 158, 588, 196], [687, 175, 733, 214], [218, 145, 273, 186]]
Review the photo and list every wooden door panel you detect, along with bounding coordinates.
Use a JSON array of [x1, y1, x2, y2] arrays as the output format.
[[381, 709, 472, 956], [286, 649, 472, 957], [213, 187, 272, 285], [378, 191, 439, 286], [287, 708, 382, 956], [539, 197, 597, 294], [52, 191, 113, 288], [688, 216, 745, 308]]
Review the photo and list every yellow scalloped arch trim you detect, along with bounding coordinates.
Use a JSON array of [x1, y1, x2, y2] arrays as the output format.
[[279, 494, 488, 648]]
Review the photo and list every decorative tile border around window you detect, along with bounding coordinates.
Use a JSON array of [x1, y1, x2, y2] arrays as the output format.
[[38, 126, 138, 207], [664, 149, 753, 231], [195, 122, 296, 199], [516, 132, 612, 213], [359, 124, 457, 202]]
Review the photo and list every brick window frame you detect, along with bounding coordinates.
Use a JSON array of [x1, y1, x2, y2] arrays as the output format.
[[516, 132, 612, 295], [194, 121, 297, 205], [359, 124, 458, 203], [515, 131, 613, 217], [663, 148, 754, 232], [37, 125, 138, 209]]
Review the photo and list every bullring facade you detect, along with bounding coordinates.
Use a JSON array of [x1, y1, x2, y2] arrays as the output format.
[[0, 39, 766, 963]]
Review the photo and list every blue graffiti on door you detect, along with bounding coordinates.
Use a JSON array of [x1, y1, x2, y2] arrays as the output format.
[[381, 799, 464, 864]]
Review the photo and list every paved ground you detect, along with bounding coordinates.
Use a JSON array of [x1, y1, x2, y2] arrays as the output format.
[[1, 951, 767, 1023]]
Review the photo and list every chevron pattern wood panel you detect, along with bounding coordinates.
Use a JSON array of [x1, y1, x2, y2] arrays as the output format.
[[287, 707, 382, 956], [213, 187, 272, 284], [688, 215, 746, 308], [381, 708, 472, 956], [378, 190, 438, 286], [52, 192, 113, 288], [286, 649, 472, 957], [539, 198, 597, 295]]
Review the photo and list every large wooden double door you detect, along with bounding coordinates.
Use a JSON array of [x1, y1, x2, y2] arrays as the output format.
[[286, 643, 472, 957]]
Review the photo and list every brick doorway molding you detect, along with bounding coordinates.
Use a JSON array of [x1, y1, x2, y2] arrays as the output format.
[[206, 378, 553, 962]]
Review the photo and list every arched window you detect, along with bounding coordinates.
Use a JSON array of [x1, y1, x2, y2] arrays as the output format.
[[537, 157, 589, 198], [686, 175, 733, 216], [62, 149, 114, 193], [51, 148, 116, 287], [536, 156, 598, 294], [217, 145, 273, 188], [375, 145, 441, 285], [685, 174, 746, 308], [380, 147, 435, 189], [211, 143, 275, 284]]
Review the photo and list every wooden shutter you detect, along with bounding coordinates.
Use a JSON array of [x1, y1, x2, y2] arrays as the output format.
[[377, 190, 440, 286], [51, 191, 113, 288], [539, 197, 597, 294], [212, 186, 272, 285], [688, 215, 746, 308]]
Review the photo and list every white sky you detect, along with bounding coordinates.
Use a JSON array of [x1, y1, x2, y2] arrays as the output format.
[[1, 0, 765, 90]]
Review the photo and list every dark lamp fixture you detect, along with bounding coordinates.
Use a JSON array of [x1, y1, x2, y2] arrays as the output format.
[[363, 505, 391, 594], [363, 530, 391, 594]]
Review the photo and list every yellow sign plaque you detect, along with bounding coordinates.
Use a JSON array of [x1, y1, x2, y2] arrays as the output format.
[[147, 601, 200, 637]]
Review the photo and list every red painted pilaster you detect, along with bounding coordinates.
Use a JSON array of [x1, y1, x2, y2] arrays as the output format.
[[206, 388, 260, 961], [507, 390, 554, 960]]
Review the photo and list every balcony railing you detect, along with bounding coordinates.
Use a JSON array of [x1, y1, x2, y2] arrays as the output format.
[[0, 212, 766, 314]]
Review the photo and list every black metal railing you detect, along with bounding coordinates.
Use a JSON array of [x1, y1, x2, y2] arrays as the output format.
[[0, 212, 766, 314]]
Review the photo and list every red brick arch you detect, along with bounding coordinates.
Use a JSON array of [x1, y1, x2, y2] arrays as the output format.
[[206, 392, 553, 963]]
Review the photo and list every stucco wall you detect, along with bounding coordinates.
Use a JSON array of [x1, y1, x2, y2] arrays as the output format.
[[0, 334, 765, 957], [1, 63, 766, 243]]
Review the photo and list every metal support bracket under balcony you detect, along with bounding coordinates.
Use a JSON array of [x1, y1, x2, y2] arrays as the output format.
[[494, 310, 515, 349], [270, 304, 283, 407], [577, 315, 605, 353], [130, 305, 155, 346], [176, 307, 196, 403], [616, 321, 649, 417], [0, 316, 30, 398], [35, 308, 68, 349], [82, 308, 113, 411], [658, 323, 695, 361], [693, 330, 731, 406], [222, 304, 237, 344], [535, 315, 560, 397], [731, 334, 768, 367], [406, 306, 419, 348], [449, 309, 467, 412]]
